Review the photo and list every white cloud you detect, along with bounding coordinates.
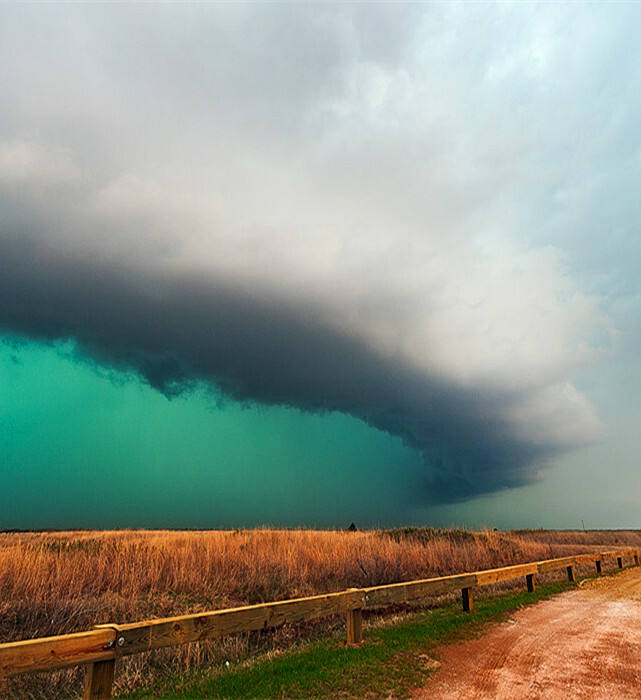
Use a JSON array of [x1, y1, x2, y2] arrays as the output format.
[[0, 139, 82, 185], [1, 1, 636, 499]]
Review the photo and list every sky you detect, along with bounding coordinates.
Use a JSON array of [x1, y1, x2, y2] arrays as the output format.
[[1, 2, 640, 530]]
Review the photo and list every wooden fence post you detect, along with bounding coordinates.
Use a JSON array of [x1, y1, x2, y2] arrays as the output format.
[[346, 608, 362, 645], [83, 659, 115, 700], [346, 589, 363, 645], [526, 573, 536, 593], [461, 587, 474, 613], [566, 565, 575, 583], [596, 560, 603, 574]]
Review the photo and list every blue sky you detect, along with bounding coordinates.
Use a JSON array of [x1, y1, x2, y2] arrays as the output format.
[[1, 3, 640, 529]]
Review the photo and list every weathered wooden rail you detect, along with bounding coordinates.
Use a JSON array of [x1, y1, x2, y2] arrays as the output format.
[[1, 547, 638, 698]]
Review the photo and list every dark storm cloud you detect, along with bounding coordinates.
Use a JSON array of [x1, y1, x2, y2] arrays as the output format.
[[0, 229, 591, 502], [0, 2, 630, 503]]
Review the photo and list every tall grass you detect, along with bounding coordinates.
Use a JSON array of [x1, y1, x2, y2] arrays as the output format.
[[1, 528, 638, 698]]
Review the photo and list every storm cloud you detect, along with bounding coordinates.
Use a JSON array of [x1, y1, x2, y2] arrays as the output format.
[[1, 2, 632, 504]]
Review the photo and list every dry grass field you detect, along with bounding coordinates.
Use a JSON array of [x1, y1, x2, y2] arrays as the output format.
[[1, 527, 640, 698]]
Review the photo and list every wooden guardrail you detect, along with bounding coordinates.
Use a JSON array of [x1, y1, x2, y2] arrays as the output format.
[[1, 548, 638, 698]]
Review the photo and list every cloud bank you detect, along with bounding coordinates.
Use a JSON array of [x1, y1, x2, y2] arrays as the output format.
[[0, 2, 624, 502]]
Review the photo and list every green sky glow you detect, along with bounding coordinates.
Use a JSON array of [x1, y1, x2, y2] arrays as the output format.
[[3, 336, 641, 530], [0, 338, 423, 529]]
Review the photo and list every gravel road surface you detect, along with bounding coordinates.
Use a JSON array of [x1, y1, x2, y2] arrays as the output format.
[[415, 567, 641, 699]]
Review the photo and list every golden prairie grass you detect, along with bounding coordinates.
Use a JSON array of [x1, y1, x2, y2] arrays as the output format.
[[1, 527, 639, 698]]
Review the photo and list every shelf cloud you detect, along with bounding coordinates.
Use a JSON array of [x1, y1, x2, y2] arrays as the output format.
[[0, 2, 624, 503]]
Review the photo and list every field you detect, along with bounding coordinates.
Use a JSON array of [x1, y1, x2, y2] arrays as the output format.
[[2, 527, 640, 698]]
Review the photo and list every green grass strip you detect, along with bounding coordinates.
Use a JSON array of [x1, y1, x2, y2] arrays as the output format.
[[124, 581, 572, 699]]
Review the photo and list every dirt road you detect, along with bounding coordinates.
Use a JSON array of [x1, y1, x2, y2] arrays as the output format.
[[416, 568, 641, 699]]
